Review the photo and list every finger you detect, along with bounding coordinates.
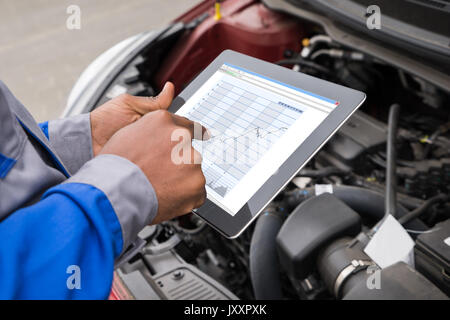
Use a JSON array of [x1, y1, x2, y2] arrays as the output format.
[[191, 147, 203, 165], [172, 114, 210, 140], [129, 82, 175, 115], [184, 173, 207, 209], [194, 187, 207, 209], [194, 173, 207, 208]]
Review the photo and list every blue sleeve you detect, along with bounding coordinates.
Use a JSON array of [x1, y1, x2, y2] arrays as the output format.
[[38, 121, 49, 139], [0, 182, 123, 300]]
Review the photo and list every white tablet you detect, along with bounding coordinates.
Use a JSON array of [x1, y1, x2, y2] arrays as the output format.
[[169, 50, 366, 238]]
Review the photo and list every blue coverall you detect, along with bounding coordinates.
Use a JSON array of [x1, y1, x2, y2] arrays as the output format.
[[0, 81, 158, 299]]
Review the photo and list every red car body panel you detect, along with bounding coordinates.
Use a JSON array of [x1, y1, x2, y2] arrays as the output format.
[[155, 0, 304, 93]]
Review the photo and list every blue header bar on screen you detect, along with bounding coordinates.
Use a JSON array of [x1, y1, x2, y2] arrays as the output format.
[[223, 63, 338, 105]]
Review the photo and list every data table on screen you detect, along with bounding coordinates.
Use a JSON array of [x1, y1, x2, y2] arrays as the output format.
[[185, 79, 304, 198]]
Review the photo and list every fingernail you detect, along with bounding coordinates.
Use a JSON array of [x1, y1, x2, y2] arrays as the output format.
[[204, 129, 211, 140]]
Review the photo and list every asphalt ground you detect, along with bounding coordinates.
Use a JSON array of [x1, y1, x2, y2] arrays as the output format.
[[0, 0, 202, 121]]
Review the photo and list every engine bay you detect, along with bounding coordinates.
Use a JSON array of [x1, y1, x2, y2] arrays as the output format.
[[95, 0, 449, 300]]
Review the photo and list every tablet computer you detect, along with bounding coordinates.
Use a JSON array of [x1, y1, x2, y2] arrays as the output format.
[[169, 50, 366, 238]]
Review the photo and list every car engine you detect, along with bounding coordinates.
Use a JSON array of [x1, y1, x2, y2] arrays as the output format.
[[73, 0, 449, 300]]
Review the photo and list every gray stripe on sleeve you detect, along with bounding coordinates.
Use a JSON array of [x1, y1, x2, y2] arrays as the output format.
[[64, 154, 158, 252], [48, 113, 93, 175]]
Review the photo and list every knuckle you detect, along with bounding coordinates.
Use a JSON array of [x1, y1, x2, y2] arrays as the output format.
[[197, 186, 207, 207], [147, 95, 162, 109], [197, 171, 206, 187], [196, 198, 206, 208], [117, 93, 133, 104], [154, 109, 170, 119]]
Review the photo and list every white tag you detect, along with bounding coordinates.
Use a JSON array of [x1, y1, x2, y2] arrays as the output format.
[[315, 184, 333, 196], [364, 215, 415, 269], [292, 177, 311, 189], [444, 237, 450, 247]]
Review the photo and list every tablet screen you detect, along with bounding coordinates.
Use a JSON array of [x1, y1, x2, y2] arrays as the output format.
[[176, 63, 339, 216]]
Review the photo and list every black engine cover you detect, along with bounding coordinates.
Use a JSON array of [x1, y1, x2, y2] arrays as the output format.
[[276, 193, 361, 279]]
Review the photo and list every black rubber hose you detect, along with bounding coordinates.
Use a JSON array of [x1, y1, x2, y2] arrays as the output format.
[[275, 58, 333, 76], [385, 104, 400, 219], [284, 185, 407, 220], [283, 185, 426, 230], [352, 175, 424, 210], [298, 166, 350, 178], [249, 207, 285, 300], [398, 194, 448, 225], [297, 167, 424, 210]]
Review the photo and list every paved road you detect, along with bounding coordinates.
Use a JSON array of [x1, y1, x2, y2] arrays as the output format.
[[0, 0, 202, 121]]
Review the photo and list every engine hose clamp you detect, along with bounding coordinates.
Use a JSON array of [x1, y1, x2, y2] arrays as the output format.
[[334, 259, 374, 298]]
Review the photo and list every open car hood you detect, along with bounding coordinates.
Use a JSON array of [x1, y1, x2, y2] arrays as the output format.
[[285, 0, 450, 71]]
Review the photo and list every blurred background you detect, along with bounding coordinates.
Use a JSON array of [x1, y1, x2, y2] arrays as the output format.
[[0, 0, 201, 122]]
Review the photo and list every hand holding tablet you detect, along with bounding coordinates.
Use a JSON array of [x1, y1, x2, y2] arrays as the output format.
[[169, 50, 366, 238]]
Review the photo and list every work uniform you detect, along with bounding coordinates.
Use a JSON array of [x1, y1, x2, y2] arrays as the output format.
[[0, 81, 158, 299]]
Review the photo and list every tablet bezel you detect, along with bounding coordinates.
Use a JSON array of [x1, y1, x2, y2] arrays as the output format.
[[169, 50, 366, 238]]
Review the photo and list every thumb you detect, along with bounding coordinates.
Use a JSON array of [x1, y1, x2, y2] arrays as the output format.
[[130, 82, 175, 115]]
